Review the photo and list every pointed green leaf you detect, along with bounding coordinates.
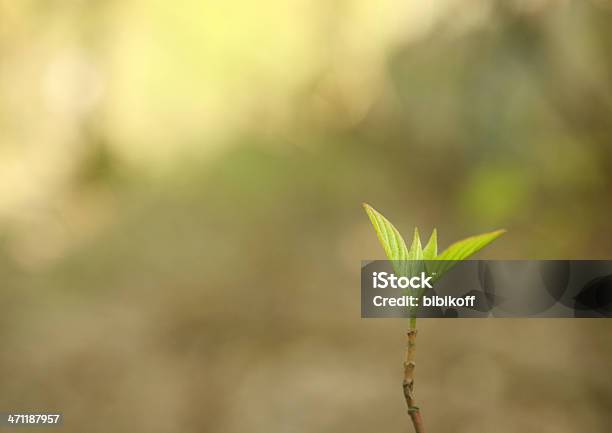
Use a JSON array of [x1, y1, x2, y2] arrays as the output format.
[[408, 228, 423, 260], [430, 229, 506, 277], [407, 227, 425, 279], [363, 203, 408, 262], [436, 229, 506, 261], [422, 229, 437, 260]]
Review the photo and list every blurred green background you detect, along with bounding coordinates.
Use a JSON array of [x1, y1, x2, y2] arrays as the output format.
[[1, 1, 612, 432]]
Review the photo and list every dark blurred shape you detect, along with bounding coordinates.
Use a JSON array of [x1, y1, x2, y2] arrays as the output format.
[[575, 275, 612, 315]]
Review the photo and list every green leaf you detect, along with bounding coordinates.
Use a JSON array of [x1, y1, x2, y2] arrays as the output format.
[[430, 229, 506, 277], [408, 228, 423, 260], [407, 228, 424, 279], [436, 229, 506, 261], [363, 203, 505, 281], [363, 203, 408, 262], [422, 229, 437, 260]]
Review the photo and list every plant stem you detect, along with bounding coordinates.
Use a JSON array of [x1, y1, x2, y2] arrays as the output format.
[[403, 327, 424, 433]]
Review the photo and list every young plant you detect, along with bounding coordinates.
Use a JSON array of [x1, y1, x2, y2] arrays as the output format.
[[363, 203, 505, 433]]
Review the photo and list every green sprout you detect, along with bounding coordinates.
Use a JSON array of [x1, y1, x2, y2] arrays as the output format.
[[363, 203, 505, 433]]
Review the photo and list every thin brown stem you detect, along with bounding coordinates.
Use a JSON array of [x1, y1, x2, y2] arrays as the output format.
[[403, 329, 424, 433]]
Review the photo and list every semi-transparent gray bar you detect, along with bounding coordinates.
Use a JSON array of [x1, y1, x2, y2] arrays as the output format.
[[361, 260, 612, 318]]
